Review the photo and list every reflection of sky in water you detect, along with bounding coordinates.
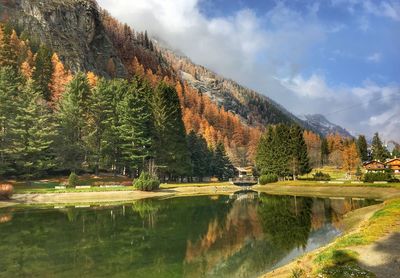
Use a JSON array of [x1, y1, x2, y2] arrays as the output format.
[[272, 224, 341, 271], [0, 194, 379, 278]]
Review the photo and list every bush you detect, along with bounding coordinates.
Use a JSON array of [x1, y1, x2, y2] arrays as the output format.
[[134, 172, 160, 191], [68, 172, 78, 188], [363, 172, 392, 182], [0, 183, 14, 199], [258, 174, 278, 185], [313, 171, 331, 181]]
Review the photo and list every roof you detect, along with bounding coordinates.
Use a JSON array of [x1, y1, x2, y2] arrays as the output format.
[[363, 160, 385, 166], [387, 158, 400, 164]]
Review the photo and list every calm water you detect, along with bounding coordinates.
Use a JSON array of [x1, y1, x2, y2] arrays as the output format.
[[0, 192, 378, 278]]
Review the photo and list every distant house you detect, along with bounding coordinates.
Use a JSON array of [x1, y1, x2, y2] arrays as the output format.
[[234, 166, 253, 178], [363, 161, 386, 172], [387, 158, 400, 174]]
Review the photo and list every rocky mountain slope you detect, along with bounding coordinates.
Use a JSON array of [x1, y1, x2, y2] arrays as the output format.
[[1, 0, 350, 137], [300, 114, 352, 138]]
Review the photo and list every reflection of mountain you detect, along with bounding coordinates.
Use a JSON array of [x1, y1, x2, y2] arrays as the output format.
[[184, 195, 315, 277], [185, 198, 263, 277]]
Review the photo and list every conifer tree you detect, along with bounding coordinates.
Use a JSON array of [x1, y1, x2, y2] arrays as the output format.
[[151, 82, 191, 179], [12, 81, 57, 178], [320, 137, 329, 166], [371, 132, 389, 162], [117, 78, 154, 176], [211, 142, 234, 181], [187, 131, 211, 181], [255, 126, 275, 175], [289, 125, 311, 179], [0, 67, 21, 175], [56, 73, 90, 171], [32, 45, 53, 101], [356, 135, 369, 162]]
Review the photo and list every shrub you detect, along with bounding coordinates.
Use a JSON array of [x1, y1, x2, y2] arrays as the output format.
[[68, 172, 78, 188], [363, 172, 392, 182], [258, 174, 278, 185], [313, 171, 331, 181], [0, 183, 14, 199], [134, 172, 160, 191]]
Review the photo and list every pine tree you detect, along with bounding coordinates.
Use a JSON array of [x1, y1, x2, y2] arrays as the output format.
[[255, 126, 275, 175], [117, 78, 154, 176], [371, 132, 389, 162], [32, 45, 53, 101], [0, 26, 18, 69], [211, 142, 234, 181], [151, 82, 191, 179], [289, 125, 311, 179], [56, 73, 90, 171], [12, 81, 57, 178], [0, 67, 21, 175], [187, 131, 211, 181], [356, 135, 369, 162]]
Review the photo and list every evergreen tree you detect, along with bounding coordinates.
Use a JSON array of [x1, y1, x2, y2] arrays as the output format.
[[12, 81, 57, 178], [320, 137, 329, 166], [211, 142, 234, 181], [371, 132, 389, 162], [0, 26, 18, 69], [289, 125, 311, 179], [255, 126, 275, 175], [0, 67, 21, 175], [151, 82, 191, 179], [187, 131, 211, 181], [56, 73, 90, 171], [356, 135, 369, 162], [32, 45, 53, 101], [117, 78, 154, 176]]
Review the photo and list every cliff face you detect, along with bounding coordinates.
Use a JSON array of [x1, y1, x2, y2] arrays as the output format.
[[2, 0, 126, 77]]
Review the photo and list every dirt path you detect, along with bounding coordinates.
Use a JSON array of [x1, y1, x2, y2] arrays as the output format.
[[350, 231, 400, 277], [8, 185, 238, 205], [256, 185, 400, 200], [2, 185, 399, 206]]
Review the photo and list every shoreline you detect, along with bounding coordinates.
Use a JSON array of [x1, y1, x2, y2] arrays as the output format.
[[2, 185, 399, 206]]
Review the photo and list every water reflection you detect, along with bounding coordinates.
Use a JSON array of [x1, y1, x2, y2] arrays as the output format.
[[0, 194, 378, 278]]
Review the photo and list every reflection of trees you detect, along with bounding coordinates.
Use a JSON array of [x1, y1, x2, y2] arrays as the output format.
[[0, 196, 378, 277], [184, 195, 314, 277], [258, 195, 313, 251]]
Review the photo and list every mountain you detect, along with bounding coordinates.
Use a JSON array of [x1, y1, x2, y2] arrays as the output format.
[[1, 0, 334, 138], [300, 114, 352, 138]]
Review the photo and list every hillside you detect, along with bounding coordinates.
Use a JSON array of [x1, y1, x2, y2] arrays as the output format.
[[0, 0, 350, 157], [301, 114, 352, 138]]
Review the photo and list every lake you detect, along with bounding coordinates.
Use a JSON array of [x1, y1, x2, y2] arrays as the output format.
[[0, 192, 379, 278]]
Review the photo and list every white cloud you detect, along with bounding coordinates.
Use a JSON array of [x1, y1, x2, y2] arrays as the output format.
[[331, 0, 400, 21], [97, 0, 399, 142], [280, 74, 400, 141], [366, 52, 382, 63]]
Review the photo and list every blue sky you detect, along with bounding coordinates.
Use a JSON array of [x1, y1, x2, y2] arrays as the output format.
[[98, 0, 400, 141]]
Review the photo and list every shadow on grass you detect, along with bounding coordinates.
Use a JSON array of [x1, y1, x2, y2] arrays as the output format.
[[356, 232, 400, 278]]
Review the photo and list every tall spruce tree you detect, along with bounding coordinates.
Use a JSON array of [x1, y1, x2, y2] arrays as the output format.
[[0, 67, 21, 175], [56, 73, 90, 172], [289, 125, 311, 179], [32, 45, 53, 101], [356, 135, 369, 162], [12, 81, 57, 178], [117, 78, 153, 176], [151, 82, 191, 179], [371, 132, 389, 162], [211, 142, 234, 181], [321, 137, 329, 166], [187, 131, 211, 181], [255, 126, 275, 175]]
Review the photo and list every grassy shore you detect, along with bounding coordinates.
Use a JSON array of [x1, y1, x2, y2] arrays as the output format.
[[264, 198, 400, 277]]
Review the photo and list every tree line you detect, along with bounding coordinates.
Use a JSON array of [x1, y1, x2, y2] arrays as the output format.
[[0, 24, 235, 181]]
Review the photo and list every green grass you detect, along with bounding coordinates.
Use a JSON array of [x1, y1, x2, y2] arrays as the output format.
[[312, 198, 400, 276], [14, 186, 137, 194]]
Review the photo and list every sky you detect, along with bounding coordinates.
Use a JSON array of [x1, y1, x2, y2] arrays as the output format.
[[97, 0, 400, 142]]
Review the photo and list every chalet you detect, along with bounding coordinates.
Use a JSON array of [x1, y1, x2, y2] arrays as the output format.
[[363, 160, 386, 172], [387, 158, 400, 174], [234, 166, 253, 178]]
